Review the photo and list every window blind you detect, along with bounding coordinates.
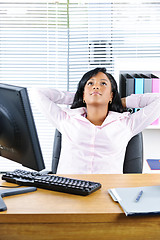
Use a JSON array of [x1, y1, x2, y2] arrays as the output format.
[[0, 0, 160, 171], [0, 0, 68, 171]]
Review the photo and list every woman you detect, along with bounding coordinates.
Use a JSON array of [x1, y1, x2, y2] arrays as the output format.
[[33, 68, 160, 174]]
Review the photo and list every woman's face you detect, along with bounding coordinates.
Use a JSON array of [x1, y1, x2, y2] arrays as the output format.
[[83, 72, 113, 107]]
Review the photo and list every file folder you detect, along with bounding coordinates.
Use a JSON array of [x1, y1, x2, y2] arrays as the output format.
[[119, 74, 135, 113], [119, 74, 135, 97], [119, 74, 126, 98], [134, 74, 144, 111], [140, 74, 152, 93], [108, 186, 160, 216], [150, 74, 160, 125], [147, 159, 160, 170], [134, 74, 144, 94], [151, 74, 160, 93]]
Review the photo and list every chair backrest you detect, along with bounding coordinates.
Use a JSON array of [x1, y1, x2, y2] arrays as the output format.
[[52, 129, 62, 173], [52, 129, 143, 174], [123, 133, 143, 173]]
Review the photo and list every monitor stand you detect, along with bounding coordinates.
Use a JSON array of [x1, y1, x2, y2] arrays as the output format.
[[0, 187, 37, 211]]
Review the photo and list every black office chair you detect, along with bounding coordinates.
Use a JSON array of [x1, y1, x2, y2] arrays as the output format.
[[51, 129, 143, 174]]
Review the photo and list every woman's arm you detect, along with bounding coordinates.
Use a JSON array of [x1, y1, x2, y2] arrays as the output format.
[[32, 88, 75, 130], [125, 93, 160, 136], [34, 88, 75, 105], [126, 93, 160, 109], [121, 93, 160, 110]]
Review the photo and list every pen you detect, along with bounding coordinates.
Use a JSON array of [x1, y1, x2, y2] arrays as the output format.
[[135, 190, 143, 202]]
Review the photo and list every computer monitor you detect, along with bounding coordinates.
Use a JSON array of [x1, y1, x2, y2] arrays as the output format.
[[0, 83, 45, 171]]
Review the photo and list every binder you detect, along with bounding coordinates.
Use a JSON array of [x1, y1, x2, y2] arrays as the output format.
[[147, 159, 160, 170], [151, 74, 160, 93], [119, 74, 135, 97], [108, 186, 160, 216], [150, 74, 160, 125], [134, 74, 144, 94], [140, 74, 152, 93], [134, 74, 144, 111], [119, 74, 126, 98], [119, 74, 135, 113]]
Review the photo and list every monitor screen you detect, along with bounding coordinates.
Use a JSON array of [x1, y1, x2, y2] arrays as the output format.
[[0, 83, 45, 171]]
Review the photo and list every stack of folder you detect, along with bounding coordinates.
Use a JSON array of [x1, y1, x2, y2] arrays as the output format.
[[108, 186, 160, 216], [120, 72, 160, 125], [147, 159, 160, 170]]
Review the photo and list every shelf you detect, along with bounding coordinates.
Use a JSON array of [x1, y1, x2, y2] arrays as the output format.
[[146, 125, 160, 130]]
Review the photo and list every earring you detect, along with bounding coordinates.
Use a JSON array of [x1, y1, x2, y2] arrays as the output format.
[[109, 100, 112, 104], [83, 99, 85, 103]]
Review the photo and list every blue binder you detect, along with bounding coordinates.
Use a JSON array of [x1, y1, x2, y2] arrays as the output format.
[[134, 74, 144, 111], [134, 74, 144, 94], [147, 159, 160, 170]]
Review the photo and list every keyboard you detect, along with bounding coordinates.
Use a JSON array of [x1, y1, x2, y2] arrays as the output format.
[[2, 169, 101, 196]]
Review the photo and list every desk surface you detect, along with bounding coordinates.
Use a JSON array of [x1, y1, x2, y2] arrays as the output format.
[[1, 174, 160, 240], [1, 173, 160, 220]]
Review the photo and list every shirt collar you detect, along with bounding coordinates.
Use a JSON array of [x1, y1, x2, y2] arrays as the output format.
[[101, 111, 130, 127], [63, 107, 130, 125], [63, 106, 86, 116]]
